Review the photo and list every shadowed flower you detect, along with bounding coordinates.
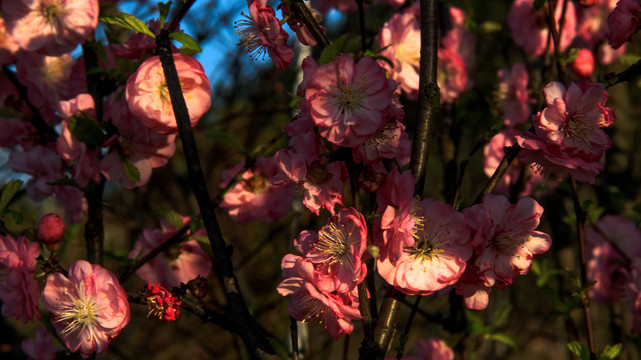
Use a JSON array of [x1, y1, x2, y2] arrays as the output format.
[[0, 235, 41, 324]]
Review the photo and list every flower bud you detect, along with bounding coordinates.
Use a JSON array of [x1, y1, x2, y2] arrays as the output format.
[[38, 213, 65, 251]]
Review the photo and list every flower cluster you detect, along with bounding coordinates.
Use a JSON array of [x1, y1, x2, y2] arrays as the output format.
[[142, 283, 182, 321]]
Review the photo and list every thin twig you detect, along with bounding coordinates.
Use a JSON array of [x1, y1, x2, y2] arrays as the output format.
[[84, 181, 105, 265], [290, 317, 300, 360], [569, 176, 596, 359], [167, 0, 197, 33], [473, 144, 522, 204], [119, 220, 193, 283]]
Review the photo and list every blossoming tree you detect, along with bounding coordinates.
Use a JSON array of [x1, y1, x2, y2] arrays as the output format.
[[1, 0, 641, 359]]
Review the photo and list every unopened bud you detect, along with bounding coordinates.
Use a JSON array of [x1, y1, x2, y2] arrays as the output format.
[[367, 245, 380, 259], [187, 275, 209, 299], [38, 213, 65, 251]]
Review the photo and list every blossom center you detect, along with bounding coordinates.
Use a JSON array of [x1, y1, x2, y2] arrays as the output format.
[[298, 292, 326, 323], [42, 4, 62, 24], [56, 286, 99, 336], [316, 223, 350, 267], [234, 13, 269, 61], [560, 112, 590, 147], [334, 85, 363, 114]]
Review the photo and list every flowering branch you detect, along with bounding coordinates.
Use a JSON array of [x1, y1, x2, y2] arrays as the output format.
[[372, 0, 439, 355], [155, 29, 278, 359]]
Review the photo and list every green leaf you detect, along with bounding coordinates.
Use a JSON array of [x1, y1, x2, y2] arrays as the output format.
[[169, 32, 202, 54], [152, 209, 184, 229], [600, 344, 623, 360], [318, 33, 349, 65], [489, 333, 519, 351], [533, 0, 547, 10], [205, 128, 245, 152], [492, 304, 512, 328], [466, 309, 489, 334], [121, 157, 141, 183], [99, 13, 156, 38], [68, 115, 104, 147], [568, 341, 590, 360], [0, 180, 22, 213], [5, 209, 23, 225], [566, 48, 580, 64], [158, 1, 172, 29], [0, 107, 26, 119]]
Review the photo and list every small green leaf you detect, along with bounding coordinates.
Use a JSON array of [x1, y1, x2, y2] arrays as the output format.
[[465, 309, 489, 334], [0, 180, 23, 213], [492, 304, 512, 328], [121, 157, 141, 183], [169, 32, 202, 54], [68, 115, 104, 147], [489, 333, 519, 351], [0, 107, 26, 119], [205, 128, 245, 152], [600, 344, 623, 360], [152, 209, 184, 229], [5, 209, 23, 225], [568, 341, 590, 360], [319, 33, 349, 65], [158, 1, 172, 29], [100, 13, 156, 38], [534, 0, 547, 10], [566, 48, 580, 64]]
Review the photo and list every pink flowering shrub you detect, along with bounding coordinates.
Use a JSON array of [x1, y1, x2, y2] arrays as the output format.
[[42, 260, 130, 358]]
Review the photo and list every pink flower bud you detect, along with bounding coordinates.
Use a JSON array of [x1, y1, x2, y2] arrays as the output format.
[[37, 213, 65, 250], [570, 48, 595, 78]]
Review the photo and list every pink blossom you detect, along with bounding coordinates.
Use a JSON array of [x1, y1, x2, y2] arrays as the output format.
[[454, 265, 492, 310], [508, 0, 577, 56], [0, 18, 18, 65], [235, 0, 294, 70], [0, 117, 37, 150], [56, 94, 102, 187], [412, 337, 455, 360], [126, 54, 211, 134], [220, 156, 295, 223], [586, 215, 641, 303], [0, 235, 41, 324], [300, 160, 348, 215], [277, 254, 362, 340], [128, 217, 212, 288], [16, 51, 75, 113], [496, 63, 530, 127], [606, 0, 641, 49], [21, 326, 59, 360], [377, 12, 421, 99], [353, 119, 411, 165], [8, 146, 88, 222], [570, 48, 596, 78], [437, 47, 471, 104], [377, 198, 472, 296], [303, 54, 396, 147], [575, 0, 618, 50], [102, 89, 177, 188], [3, 0, 99, 56], [516, 80, 615, 183], [463, 195, 552, 287], [536, 81, 614, 159], [373, 169, 417, 264], [294, 207, 368, 293], [42, 260, 130, 358]]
